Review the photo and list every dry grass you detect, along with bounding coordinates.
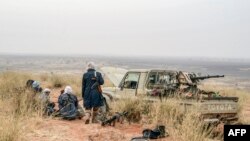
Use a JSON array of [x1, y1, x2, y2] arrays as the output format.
[[0, 71, 249, 141], [0, 71, 83, 141], [110, 97, 213, 141], [0, 113, 19, 141], [0, 72, 43, 141]]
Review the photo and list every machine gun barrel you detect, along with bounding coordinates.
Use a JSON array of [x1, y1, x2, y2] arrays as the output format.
[[191, 75, 224, 80]]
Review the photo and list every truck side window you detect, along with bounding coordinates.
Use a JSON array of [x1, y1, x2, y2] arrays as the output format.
[[147, 72, 171, 89], [122, 72, 140, 89]]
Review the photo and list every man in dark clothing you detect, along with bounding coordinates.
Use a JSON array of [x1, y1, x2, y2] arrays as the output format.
[[58, 86, 79, 120], [82, 62, 104, 124]]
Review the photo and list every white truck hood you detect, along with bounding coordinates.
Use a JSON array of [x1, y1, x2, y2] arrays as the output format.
[[101, 67, 127, 87]]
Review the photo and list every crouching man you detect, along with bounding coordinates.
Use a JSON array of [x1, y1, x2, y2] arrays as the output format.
[[58, 86, 83, 120], [26, 80, 43, 93]]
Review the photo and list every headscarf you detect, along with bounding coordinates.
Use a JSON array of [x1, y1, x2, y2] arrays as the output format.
[[39, 88, 51, 103], [87, 62, 96, 70], [32, 81, 40, 88], [64, 86, 73, 94], [43, 88, 51, 95]]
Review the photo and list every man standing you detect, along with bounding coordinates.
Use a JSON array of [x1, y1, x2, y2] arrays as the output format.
[[82, 62, 104, 124]]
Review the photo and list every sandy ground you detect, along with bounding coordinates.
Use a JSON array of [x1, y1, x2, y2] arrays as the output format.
[[24, 115, 171, 141], [23, 89, 171, 141], [25, 119, 173, 141], [25, 119, 146, 141]]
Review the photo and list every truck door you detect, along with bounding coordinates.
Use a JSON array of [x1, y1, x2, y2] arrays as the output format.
[[118, 72, 141, 97]]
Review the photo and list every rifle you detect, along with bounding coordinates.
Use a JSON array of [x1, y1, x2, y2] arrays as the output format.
[[101, 111, 128, 126], [91, 71, 103, 93]]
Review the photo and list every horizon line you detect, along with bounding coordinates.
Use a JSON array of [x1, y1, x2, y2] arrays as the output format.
[[0, 52, 250, 61]]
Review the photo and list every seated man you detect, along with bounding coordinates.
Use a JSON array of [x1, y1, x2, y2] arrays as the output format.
[[58, 86, 83, 120], [26, 79, 43, 93], [39, 88, 55, 116]]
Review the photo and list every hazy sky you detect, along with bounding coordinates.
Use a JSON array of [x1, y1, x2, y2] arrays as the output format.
[[0, 0, 249, 58]]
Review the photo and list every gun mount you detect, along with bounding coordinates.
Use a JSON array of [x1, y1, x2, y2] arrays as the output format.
[[177, 71, 225, 85]]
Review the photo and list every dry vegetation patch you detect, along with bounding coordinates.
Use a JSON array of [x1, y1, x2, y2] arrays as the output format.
[[0, 71, 249, 141]]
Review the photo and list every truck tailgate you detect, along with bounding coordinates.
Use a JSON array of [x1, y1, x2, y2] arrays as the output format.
[[200, 100, 238, 114]]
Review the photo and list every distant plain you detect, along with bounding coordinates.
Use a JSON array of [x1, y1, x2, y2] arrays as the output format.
[[1, 54, 250, 90]]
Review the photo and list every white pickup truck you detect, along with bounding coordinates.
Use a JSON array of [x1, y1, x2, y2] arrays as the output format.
[[101, 67, 239, 122]]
